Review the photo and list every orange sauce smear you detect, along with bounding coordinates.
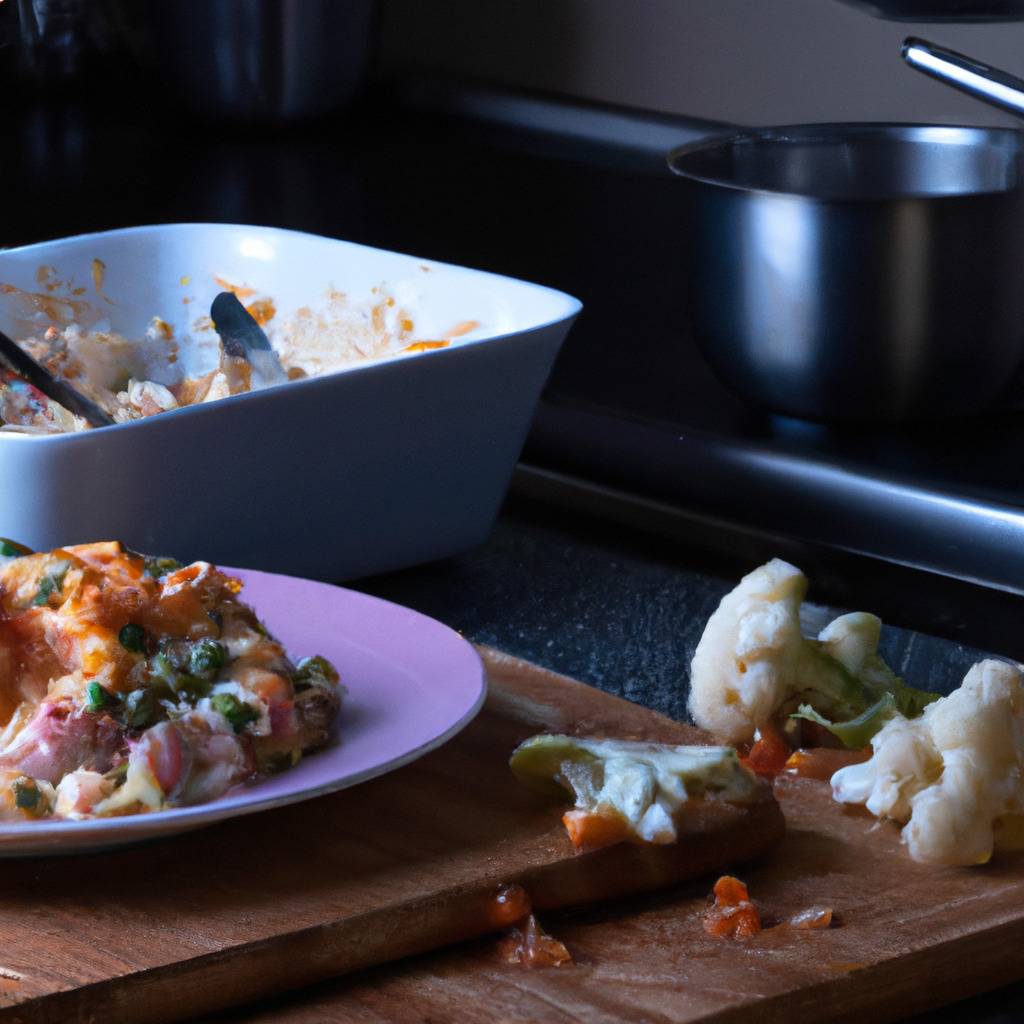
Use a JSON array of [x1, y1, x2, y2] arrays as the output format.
[[245, 298, 276, 326], [213, 276, 257, 299], [0, 283, 95, 326], [400, 341, 451, 354]]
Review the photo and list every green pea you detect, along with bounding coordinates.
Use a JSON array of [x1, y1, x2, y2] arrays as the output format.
[[12, 777, 40, 810], [189, 639, 226, 680], [293, 655, 339, 691], [118, 623, 147, 653], [176, 676, 213, 702]]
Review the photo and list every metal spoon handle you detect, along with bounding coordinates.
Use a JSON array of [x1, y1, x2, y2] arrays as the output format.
[[903, 36, 1024, 118], [0, 329, 114, 428]]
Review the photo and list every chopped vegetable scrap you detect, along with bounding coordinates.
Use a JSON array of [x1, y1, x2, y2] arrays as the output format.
[[693, 559, 1024, 868], [498, 913, 573, 968], [703, 875, 762, 939], [832, 659, 1024, 867], [689, 560, 939, 749], [490, 883, 533, 928], [741, 721, 792, 776], [492, 884, 572, 968], [0, 540, 344, 820], [509, 735, 762, 851]]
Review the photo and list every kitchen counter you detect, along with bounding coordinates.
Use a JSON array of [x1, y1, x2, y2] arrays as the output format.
[[196, 489, 1024, 1024]]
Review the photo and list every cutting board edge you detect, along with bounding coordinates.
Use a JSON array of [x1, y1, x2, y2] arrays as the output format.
[[2, 800, 785, 1024], [678, 903, 1024, 1024]]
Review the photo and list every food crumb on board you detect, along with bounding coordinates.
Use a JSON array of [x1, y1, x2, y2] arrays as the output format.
[[703, 876, 762, 939], [491, 884, 572, 968]]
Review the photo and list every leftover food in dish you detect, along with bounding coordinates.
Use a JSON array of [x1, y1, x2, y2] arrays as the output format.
[[0, 274, 481, 434], [0, 540, 342, 820]]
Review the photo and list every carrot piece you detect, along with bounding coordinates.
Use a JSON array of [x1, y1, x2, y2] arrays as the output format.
[[703, 875, 762, 939], [489, 883, 533, 928], [561, 809, 631, 854], [713, 875, 750, 904], [742, 721, 791, 777]]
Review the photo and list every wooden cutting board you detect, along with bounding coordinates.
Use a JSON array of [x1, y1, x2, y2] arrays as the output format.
[[0, 647, 781, 1024], [211, 651, 1024, 1024]]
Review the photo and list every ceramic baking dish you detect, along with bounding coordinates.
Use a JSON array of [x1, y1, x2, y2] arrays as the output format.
[[0, 224, 580, 580]]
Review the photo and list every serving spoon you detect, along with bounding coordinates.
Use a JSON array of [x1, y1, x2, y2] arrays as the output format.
[[210, 292, 288, 387], [0, 329, 115, 428]]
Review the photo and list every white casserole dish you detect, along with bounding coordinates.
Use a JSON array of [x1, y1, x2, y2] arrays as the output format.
[[0, 224, 580, 580]]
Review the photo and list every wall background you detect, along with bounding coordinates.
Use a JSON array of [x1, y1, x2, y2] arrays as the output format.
[[377, 0, 1024, 128]]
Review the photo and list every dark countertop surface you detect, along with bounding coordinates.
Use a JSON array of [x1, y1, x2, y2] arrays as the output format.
[[354, 492, 999, 723]]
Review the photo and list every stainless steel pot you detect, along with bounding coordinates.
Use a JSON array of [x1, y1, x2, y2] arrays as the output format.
[[108, 0, 375, 122], [667, 38, 1024, 423], [668, 122, 1024, 421]]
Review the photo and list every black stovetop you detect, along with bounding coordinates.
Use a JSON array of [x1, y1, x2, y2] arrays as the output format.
[[4, 74, 1023, 591]]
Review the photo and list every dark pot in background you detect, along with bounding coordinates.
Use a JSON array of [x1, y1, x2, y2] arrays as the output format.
[[838, 0, 1024, 20], [107, 0, 376, 123]]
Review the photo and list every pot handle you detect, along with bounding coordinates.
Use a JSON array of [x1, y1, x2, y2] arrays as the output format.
[[903, 37, 1024, 119], [395, 76, 738, 173]]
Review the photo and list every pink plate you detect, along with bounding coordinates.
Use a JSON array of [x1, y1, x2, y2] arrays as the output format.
[[0, 568, 487, 856]]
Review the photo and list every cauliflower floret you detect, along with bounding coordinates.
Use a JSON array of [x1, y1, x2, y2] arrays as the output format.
[[818, 612, 881, 676], [832, 659, 1024, 866], [689, 560, 873, 744], [688, 562, 936, 746], [688, 560, 809, 743]]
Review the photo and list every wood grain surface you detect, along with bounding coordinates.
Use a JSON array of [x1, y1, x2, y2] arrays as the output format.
[[0, 647, 781, 1024], [204, 650, 1024, 1024]]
